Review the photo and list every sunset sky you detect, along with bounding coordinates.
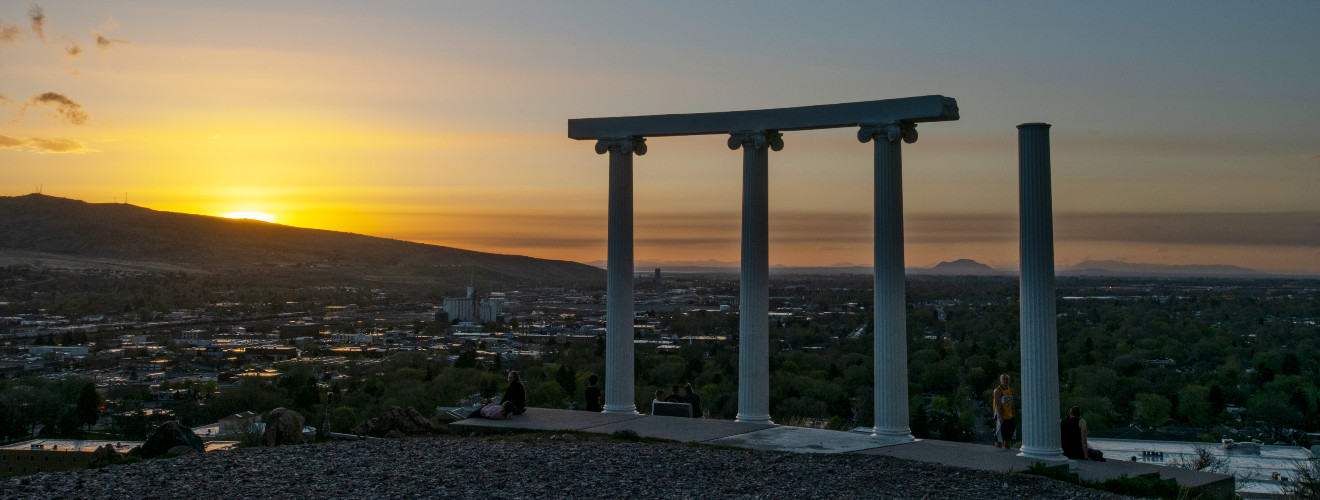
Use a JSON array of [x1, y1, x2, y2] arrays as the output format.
[[3, 2, 1318, 273]]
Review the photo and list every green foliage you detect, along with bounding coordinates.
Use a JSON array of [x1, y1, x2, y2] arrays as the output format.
[[330, 406, 359, 433], [1134, 393, 1173, 428], [1178, 385, 1214, 429]]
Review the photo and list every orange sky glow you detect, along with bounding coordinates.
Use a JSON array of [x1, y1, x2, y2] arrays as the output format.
[[3, 2, 1318, 273]]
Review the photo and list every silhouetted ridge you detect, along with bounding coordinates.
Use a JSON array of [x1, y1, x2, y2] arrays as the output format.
[[925, 259, 1003, 276], [0, 194, 603, 289]]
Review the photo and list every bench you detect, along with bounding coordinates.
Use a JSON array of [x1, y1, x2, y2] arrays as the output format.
[[651, 402, 692, 417]]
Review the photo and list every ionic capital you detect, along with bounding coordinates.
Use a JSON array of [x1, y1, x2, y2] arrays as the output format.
[[858, 122, 917, 144], [727, 130, 784, 152], [595, 136, 647, 156]]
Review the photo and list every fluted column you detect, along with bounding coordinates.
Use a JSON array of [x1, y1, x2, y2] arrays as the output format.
[[860, 123, 916, 440], [597, 136, 646, 414], [729, 130, 782, 424], [1017, 123, 1065, 460]]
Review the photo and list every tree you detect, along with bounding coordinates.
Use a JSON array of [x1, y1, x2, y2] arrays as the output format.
[[454, 350, 477, 369], [1177, 385, 1214, 429], [76, 382, 102, 430], [1133, 393, 1172, 428]]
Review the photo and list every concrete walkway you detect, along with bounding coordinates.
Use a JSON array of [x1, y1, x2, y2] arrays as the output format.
[[450, 408, 1234, 498]]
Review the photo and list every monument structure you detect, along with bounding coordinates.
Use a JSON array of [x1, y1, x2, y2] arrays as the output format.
[[569, 98, 1056, 449], [570, 96, 958, 435]]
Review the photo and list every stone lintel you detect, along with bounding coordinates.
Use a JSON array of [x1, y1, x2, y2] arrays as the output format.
[[568, 95, 958, 140]]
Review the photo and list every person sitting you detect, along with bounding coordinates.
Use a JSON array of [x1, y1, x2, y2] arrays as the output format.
[[475, 401, 516, 420], [682, 383, 703, 418], [1061, 406, 1105, 461], [501, 370, 526, 415], [663, 385, 685, 403]]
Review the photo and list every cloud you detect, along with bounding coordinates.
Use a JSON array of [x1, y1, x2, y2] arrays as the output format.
[[94, 33, 129, 49], [0, 134, 94, 153], [0, 19, 21, 43], [27, 3, 44, 41], [24, 92, 88, 124], [63, 37, 81, 57]]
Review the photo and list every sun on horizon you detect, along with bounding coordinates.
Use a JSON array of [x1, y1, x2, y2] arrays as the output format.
[[219, 211, 278, 223]]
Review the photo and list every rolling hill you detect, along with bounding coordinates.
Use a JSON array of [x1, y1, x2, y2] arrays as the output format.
[[0, 194, 603, 290]]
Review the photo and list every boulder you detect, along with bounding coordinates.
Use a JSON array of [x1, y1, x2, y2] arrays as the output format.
[[351, 406, 434, 438], [132, 421, 205, 459], [262, 407, 305, 446], [89, 444, 120, 464]]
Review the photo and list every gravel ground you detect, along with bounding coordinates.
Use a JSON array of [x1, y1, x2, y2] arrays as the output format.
[[0, 434, 1134, 499]]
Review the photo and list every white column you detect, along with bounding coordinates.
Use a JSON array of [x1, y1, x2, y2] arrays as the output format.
[[860, 123, 916, 441], [728, 130, 782, 424], [597, 136, 646, 414], [1017, 123, 1065, 460]]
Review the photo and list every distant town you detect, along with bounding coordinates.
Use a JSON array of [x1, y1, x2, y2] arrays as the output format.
[[2, 263, 1319, 495]]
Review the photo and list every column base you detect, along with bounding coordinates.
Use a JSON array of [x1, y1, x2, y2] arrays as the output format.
[[735, 413, 774, 425], [1018, 447, 1067, 463], [871, 427, 915, 442], [602, 405, 638, 415]]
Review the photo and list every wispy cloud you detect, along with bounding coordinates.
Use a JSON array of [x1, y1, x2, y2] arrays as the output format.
[[27, 3, 44, 41], [62, 36, 80, 57], [0, 134, 94, 154], [23, 92, 88, 124], [0, 19, 21, 43], [94, 33, 129, 49]]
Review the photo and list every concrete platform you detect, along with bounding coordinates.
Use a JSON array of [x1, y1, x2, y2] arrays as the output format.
[[1072, 459, 1236, 499], [451, 407, 645, 432], [708, 425, 905, 454], [449, 408, 1233, 497], [585, 414, 773, 443], [856, 439, 1053, 473]]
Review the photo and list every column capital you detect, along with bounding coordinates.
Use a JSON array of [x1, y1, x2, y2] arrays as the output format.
[[727, 130, 784, 152], [858, 122, 917, 144], [595, 136, 647, 156]]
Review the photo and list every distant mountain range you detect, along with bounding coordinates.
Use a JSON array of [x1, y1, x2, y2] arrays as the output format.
[[594, 258, 1283, 278], [1060, 259, 1261, 277], [0, 194, 603, 290]]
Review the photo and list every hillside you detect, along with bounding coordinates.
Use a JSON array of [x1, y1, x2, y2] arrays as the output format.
[[0, 435, 1129, 499], [0, 194, 603, 290]]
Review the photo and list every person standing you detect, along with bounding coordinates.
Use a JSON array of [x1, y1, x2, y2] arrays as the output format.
[[502, 370, 526, 415], [1061, 406, 1104, 461], [584, 374, 602, 412], [993, 373, 1016, 449]]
